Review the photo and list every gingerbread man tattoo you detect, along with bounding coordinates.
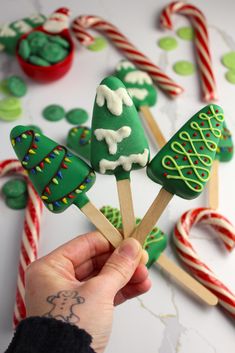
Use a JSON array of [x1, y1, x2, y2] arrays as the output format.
[[44, 290, 85, 324]]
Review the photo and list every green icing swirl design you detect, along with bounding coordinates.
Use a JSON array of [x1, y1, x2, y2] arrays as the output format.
[[162, 105, 224, 193]]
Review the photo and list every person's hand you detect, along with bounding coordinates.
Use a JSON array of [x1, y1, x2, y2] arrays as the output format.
[[25, 231, 151, 353]]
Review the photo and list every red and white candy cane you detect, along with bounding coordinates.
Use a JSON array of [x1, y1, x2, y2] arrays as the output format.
[[160, 1, 218, 102], [0, 159, 43, 327], [174, 208, 235, 316], [72, 15, 184, 98]]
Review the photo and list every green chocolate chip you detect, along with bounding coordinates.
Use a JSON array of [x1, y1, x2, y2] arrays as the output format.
[[26, 124, 43, 134], [29, 55, 50, 67], [2, 178, 27, 198], [6, 193, 28, 210], [176, 26, 194, 41], [158, 36, 178, 51], [42, 104, 65, 121], [173, 60, 195, 76], [225, 70, 235, 84], [65, 108, 89, 125], [41, 42, 68, 64], [87, 37, 108, 52], [48, 35, 70, 49], [18, 39, 31, 60], [221, 52, 235, 70], [6, 76, 27, 97]]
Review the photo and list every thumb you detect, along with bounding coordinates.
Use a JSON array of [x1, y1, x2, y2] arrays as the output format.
[[99, 238, 143, 296]]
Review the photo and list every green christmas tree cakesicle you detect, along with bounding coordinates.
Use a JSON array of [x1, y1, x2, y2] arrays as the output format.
[[147, 104, 224, 199], [91, 76, 150, 180], [66, 125, 91, 161], [115, 60, 157, 110], [91, 76, 150, 238], [132, 104, 224, 246], [216, 121, 233, 162], [100, 205, 167, 268], [208, 121, 233, 209], [10, 125, 123, 247], [115, 60, 166, 149], [100, 205, 218, 305]]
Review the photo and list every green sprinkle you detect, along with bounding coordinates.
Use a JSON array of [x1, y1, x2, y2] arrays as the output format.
[[176, 27, 195, 41], [43, 104, 65, 122], [221, 52, 235, 70], [158, 36, 178, 51], [173, 60, 195, 76], [65, 108, 89, 125]]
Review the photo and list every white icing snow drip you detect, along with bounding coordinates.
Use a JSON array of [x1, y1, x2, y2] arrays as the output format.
[[94, 126, 131, 155], [127, 88, 148, 100], [96, 85, 133, 116], [99, 148, 149, 173], [125, 70, 152, 85], [116, 60, 135, 71]]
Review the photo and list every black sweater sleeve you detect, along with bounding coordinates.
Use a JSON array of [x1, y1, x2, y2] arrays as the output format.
[[5, 317, 96, 353]]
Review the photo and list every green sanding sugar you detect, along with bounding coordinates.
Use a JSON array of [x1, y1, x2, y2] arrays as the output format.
[[42, 104, 65, 121], [173, 60, 195, 76], [225, 70, 235, 84], [176, 26, 194, 41], [158, 36, 178, 51], [221, 52, 235, 70], [65, 108, 89, 125], [87, 37, 108, 52], [2, 178, 27, 198]]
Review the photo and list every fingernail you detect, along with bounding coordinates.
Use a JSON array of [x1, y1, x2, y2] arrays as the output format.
[[140, 250, 149, 265], [118, 238, 141, 260]]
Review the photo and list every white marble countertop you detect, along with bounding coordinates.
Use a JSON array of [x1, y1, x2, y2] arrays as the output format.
[[0, 0, 234, 352]]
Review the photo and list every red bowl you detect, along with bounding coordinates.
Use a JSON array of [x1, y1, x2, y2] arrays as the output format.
[[16, 26, 75, 83]]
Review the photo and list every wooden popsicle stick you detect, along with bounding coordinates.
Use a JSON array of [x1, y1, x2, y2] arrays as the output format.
[[140, 106, 166, 149], [157, 253, 218, 306], [132, 187, 173, 246], [81, 201, 123, 247], [117, 179, 136, 238], [208, 159, 219, 210]]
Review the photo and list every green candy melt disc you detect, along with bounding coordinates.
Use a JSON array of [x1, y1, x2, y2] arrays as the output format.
[[221, 52, 235, 70], [173, 60, 195, 76], [176, 26, 194, 41], [65, 108, 89, 125], [18, 39, 31, 60], [158, 36, 178, 51], [87, 37, 108, 52], [29, 55, 50, 67], [6, 193, 28, 210], [225, 70, 235, 84], [6, 75, 27, 97], [42, 104, 65, 122], [41, 42, 68, 64], [2, 178, 27, 198]]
